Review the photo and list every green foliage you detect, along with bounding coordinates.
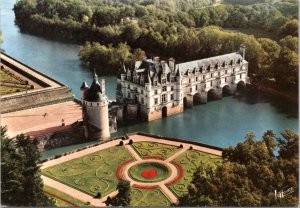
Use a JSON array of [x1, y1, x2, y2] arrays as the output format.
[[109, 180, 131, 206], [178, 130, 299, 206], [281, 19, 298, 36], [13, 0, 299, 92], [79, 42, 133, 74], [1, 126, 54, 206]]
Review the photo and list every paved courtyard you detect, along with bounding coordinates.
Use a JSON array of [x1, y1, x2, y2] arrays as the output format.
[[1, 101, 82, 137]]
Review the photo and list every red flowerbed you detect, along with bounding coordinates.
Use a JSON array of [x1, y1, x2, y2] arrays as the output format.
[[116, 159, 134, 181], [44, 190, 79, 207], [141, 169, 157, 178], [166, 160, 184, 186], [143, 155, 164, 160], [132, 184, 158, 189]]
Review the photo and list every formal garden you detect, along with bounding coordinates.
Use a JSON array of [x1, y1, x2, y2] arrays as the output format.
[[41, 140, 222, 206], [0, 67, 32, 95]]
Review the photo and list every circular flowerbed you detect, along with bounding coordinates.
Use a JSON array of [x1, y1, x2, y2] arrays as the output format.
[[128, 162, 170, 183]]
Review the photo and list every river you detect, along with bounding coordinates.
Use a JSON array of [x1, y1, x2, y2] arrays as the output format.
[[1, 0, 298, 159]]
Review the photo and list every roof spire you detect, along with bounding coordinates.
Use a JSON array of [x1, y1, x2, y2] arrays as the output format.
[[93, 68, 98, 80]]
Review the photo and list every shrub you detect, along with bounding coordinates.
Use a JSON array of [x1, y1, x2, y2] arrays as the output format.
[[179, 144, 183, 148], [189, 146, 193, 150], [119, 141, 124, 146], [128, 139, 133, 145], [30, 85, 34, 89], [54, 154, 62, 159], [95, 192, 101, 199]]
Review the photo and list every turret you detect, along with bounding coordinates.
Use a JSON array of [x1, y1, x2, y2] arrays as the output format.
[[82, 72, 111, 140], [80, 81, 89, 101]]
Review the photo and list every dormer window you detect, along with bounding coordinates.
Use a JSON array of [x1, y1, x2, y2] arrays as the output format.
[[154, 80, 158, 86], [162, 79, 166, 85]]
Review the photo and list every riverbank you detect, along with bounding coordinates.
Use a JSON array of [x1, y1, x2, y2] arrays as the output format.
[[249, 80, 298, 104]]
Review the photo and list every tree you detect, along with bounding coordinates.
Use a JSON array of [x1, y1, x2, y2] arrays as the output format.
[[258, 38, 281, 76], [178, 130, 299, 206], [109, 180, 131, 206], [1, 126, 54, 206], [281, 19, 298, 37]]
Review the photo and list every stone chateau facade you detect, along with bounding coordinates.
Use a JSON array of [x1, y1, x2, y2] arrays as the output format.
[[116, 46, 249, 121]]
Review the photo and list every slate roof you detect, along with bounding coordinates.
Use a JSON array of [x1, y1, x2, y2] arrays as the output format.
[[176, 52, 247, 75], [85, 73, 107, 102]]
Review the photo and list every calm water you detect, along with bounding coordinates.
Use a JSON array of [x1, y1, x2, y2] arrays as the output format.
[[1, 0, 298, 159]]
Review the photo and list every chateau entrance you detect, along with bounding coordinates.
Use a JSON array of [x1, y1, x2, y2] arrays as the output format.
[[162, 106, 167, 117], [183, 97, 188, 109]]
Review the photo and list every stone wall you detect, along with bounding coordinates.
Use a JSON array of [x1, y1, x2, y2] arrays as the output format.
[[1, 86, 74, 113], [37, 123, 86, 151], [146, 104, 184, 121]]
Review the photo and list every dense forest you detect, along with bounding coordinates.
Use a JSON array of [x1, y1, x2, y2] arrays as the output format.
[[14, 0, 298, 93], [178, 130, 299, 206]]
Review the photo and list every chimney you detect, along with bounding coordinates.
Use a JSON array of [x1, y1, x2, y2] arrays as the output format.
[[239, 44, 246, 59], [101, 79, 106, 95]]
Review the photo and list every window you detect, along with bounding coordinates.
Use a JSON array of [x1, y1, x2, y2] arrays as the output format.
[[141, 90, 144, 95], [218, 72, 220, 77], [240, 74, 242, 79], [162, 79, 166, 84], [154, 98, 158, 105], [141, 98, 144, 104], [128, 84, 130, 89], [154, 90, 158, 95], [196, 77, 198, 81], [225, 70, 227, 74], [190, 88, 192, 93], [195, 85, 198, 90], [189, 78, 191, 83], [162, 86, 167, 92], [210, 81, 212, 86], [162, 94, 166, 102], [134, 87, 137, 92], [171, 86, 174, 91], [170, 94, 174, 100], [233, 68, 235, 73], [211, 73, 213, 78], [203, 75, 205, 80], [225, 77, 227, 82], [128, 92, 130, 98], [154, 81, 158, 86]]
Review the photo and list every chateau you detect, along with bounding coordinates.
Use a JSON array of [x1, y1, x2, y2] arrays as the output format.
[[80, 46, 249, 140], [116, 46, 249, 121]]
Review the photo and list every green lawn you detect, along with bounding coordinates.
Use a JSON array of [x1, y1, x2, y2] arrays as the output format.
[[0, 69, 26, 84], [168, 150, 222, 197], [132, 141, 180, 159], [44, 185, 87, 207], [0, 85, 29, 95], [129, 162, 170, 183], [42, 146, 135, 198], [131, 188, 171, 206]]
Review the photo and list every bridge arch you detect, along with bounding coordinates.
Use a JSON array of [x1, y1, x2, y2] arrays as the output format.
[[193, 93, 202, 105], [207, 88, 219, 101], [237, 81, 246, 93], [222, 85, 232, 96]]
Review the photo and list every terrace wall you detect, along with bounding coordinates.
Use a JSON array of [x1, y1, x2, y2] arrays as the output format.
[[1, 86, 74, 113]]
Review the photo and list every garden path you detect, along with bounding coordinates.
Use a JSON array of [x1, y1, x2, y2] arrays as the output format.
[[42, 176, 118, 206]]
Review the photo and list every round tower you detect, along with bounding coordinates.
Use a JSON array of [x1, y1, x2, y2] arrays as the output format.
[[82, 72, 110, 140]]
